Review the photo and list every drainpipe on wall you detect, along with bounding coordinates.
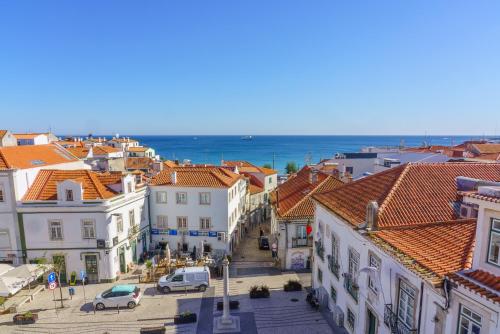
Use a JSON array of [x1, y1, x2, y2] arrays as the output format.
[[417, 281, 424, 333]]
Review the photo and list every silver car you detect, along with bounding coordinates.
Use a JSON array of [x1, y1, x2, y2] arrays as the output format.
[[93, 285, 142, 310]]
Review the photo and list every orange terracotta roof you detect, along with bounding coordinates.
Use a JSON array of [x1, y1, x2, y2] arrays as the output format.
[[272, 166, 344, 219], [0, 144, 79, 170], [223, 161, 277, 175], [23, 170, 122, 201], [93, 146, 121, 155], [110, 138, 138, 143], [249, 183, 264, 194], [14, 133, 47, 140], [56, 140, 85, 148], [66, 147, 90, 159], [370, 219, 476, 280], [460, 190, 500, 204], [127, 146, 149, 152], [448, 270, 500, 304], [314, 163, 500, 228], [163, 160, 178, 168], [0, 130, 7, 140], [126, 157, 153, 170], [151, 166, 242, 188], [471, 153, 500, 161], [472, 143, 500, 155]]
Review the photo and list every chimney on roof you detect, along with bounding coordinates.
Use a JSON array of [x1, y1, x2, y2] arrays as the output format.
[[309, 169, 318, 184], [171, 171, 177, 184], [366, 201, 379, 231]]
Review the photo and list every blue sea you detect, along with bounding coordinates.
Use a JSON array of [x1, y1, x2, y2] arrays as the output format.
[[129, 135, 477, 173]]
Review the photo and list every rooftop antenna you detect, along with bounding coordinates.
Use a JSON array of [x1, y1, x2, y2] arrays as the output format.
[[305, 151, 312, 166]]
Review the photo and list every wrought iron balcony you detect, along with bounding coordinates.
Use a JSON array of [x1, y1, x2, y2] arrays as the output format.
[[383, 304, 417, 334], [128, 224, 140, 237], [314, 241, 324, 261], [327, 255, 340, 278], [343, 273, 359, 302], [292, 237, 313, 248]]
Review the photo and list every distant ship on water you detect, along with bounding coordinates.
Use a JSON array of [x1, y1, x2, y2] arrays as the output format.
[[241, 135, 253, 140]]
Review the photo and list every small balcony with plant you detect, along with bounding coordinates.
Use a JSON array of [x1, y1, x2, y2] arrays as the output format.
[[342, 273, 359, 302], [383, 304, 417, 334], [292, 236, 313, 248]]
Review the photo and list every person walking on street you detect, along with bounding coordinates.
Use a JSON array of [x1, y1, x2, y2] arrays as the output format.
[[271, 241, 277, 258], [260, 228, 264, 237]]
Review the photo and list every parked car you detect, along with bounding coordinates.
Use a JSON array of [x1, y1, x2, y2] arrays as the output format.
[[93, 285, 142, 310], [157, 266, 210, 294], [258, 236, 270, 250]]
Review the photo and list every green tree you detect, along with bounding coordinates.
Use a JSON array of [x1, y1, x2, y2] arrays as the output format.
[[262, 163, 272, 169], [285, 161, 298, 174]]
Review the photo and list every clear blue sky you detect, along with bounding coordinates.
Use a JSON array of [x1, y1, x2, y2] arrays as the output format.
[[0, 1, 499, 135]]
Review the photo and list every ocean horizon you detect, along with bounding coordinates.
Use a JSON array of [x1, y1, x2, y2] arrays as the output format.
[[76, 134, 481, 173]]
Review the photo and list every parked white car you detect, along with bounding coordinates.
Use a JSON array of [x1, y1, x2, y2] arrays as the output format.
[[157, 266, 210, 293], [93, 285, 142, 310]]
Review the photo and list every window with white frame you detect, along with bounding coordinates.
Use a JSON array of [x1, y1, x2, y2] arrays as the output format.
[[330, 285, 337, 304], [347, 308, 355, 331], [66, 189, 74, 201], [81, 219, 96, 239], [140, 205, 145, 221], [129, 209, 135, 226], [488, 218, 500, 266], [156, 215, 168, 230], [348, 248, 359, 280], [48, 220, 63, 240], [156, 191, 167, 203], [317, 268, 323, 283], [116, 214, 123, 233], [176, 192, 187, 204], [200, 217, 211, 230], [127, 182, 132, 193], [177, 216, 188, 230], [199, 192, 211, 205], [331, 233, 339, 264], [0, 229, 11, 249], [368, 253, 381, 293], [458, 305, 482, 334], [0, 184, 5, 202], [398, 280, 416, 330]]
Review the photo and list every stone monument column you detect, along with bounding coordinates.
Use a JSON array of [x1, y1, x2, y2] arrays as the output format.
[[214, 256, 240, 333]]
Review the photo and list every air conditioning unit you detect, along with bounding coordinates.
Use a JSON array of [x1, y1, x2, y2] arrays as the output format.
[[332, 305, 344, 328], [97, 239, 106, 249], [460, 203, 478, 219], [217, 232, 226, 242], [105, 240, 111, 248]]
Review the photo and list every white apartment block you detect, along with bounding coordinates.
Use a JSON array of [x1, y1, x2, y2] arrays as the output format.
[[149, 167, 246, 257], [0, 144, 88, 264], [311, 163, 500, 334], [18, 171, 149, 283]]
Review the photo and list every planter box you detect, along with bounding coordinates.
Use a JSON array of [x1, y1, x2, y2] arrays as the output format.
[[140, 327, 166, 334], [250, 290, 270, 299], [13, 313, 38, 325], [174, 313, 197, 324], [284, 284, 302, 292], [216, 300, 239, 310]]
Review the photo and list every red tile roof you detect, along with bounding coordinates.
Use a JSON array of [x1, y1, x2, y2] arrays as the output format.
[[223, 161, 277, 175], [448, 270, 500, 304], [66, 147, 90, 159], [126, 157, 153, 170], [23, 170, 123, 201], [472, 143, 500, 155], [314, 163, 500, 228], [93, 146, 121, 155], [0, 144, 79, 170], [370, 219, 476, 281], [272, 166, 344, 219], [127, 146, 150, 152], [151, 166, 242, 188]]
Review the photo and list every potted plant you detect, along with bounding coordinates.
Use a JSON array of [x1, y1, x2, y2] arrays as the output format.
[[249, 285, 270, 298], [216, 300, 240, 310], [140, 327, 166, 334], [13, 311, 38, 325], [284, 279, 302, 292], [174, 310, 197, 324]]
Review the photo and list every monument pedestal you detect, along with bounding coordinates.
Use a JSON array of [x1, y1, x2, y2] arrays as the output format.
[[213, 315, 241, 333]]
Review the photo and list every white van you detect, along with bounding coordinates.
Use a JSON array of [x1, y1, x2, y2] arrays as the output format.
[[157, 266, 210, 293]]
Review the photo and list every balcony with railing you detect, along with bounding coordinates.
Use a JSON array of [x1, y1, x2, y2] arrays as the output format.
[[292, 237, 313, 248], [128, 224, 140, 238], [327, 255, 340, 278], [343, 273, 359, 302], [383, 304, 417, 334], [314, 241, 324, 261]]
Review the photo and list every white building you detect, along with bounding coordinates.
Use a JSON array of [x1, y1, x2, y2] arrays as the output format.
[[0, 144, 88, 264], [270, 166, 344, 270], [311, 162, 500, 334], [107, 137, 140, 151], [18, 170, 148, 283], [127, 146, 155, 158], [446, 183, 500, 334], [0, 130, 17, 147], [149, 166, 246, 257], [14, 132, 58, 146]]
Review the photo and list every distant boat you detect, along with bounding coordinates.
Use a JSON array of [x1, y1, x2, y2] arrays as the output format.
[[193, 137, 198, 140], [241, 135, 253, 140]]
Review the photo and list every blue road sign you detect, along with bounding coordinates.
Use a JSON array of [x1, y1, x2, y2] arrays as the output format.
[[48, 272, 56, 283], [80, 270, 86, 279]]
